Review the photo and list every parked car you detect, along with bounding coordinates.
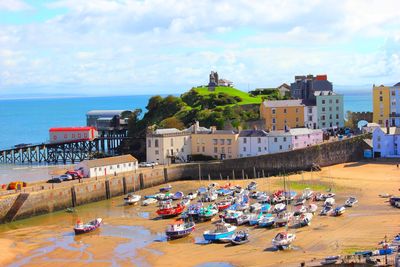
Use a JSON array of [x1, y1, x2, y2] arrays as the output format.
[[59, 174, 73, 181], [139, 162, 153, 167], [66, 170, 83, 179], [47, 177, 62, 183], [150, 162, 159, 166]]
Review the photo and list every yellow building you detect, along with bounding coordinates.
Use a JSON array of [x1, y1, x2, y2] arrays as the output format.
[[260, 100, 305, 131], [191, 127, 239, 160], [373, 85, 391, 126]]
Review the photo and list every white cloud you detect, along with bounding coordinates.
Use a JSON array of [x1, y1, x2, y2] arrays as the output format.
[[0, 0, 31, 11]]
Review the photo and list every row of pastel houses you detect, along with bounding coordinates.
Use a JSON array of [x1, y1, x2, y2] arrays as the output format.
[[146, 122, 323, 165]]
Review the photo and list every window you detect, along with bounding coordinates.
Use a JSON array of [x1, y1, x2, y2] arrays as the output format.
[[272, 125, 276, 131], [296, 117, 299, 122], [308, 107, 312, 113], [258, 147, 261, 152], [243, 138, 247, 144], [197, 138, 200, 144], [155, 139, 159, 148], [274, 137, 277, 142], [257, 137, 261, 144], [296, 108, 299, 113], [272, 108, 276, 114], [322, 107, 325, 112], [227, 139, 232, 145], [214, 147, 218, 153], [220, 139, 225, 145], [392, 91, 395, 96], [308, 115, 313, 121], [377, 136, 381, 141], [336, 114, 339, 119], [117, 165, 120, 168], [202, 146, 205, 152], [184, 137, 187, 145], [329, 107, 332, 111], [221, 147, 225, 153], [336, 99, 339, 104], [128, 163, 131, 167], [283, 137, 287, 142], [283, 108, 287, 114], [171, 149, 173, 155], [322, 122, 326, 127], [336, 106, 339, 111], [329, 99, 332, 104], [181, 148, 184, 152], [279, 145, 283, 150], [197, 146, 200, 152], [377, 144, 381, 149], [380, 96, 383, 101], [148, 139, 151, 148], [321, 115, 325, 120], [213, 139, 217, 145], [170, 138, 174, 146], [295, 136, 298, 140], [272, 118, 276, 123], [243, 147, 247, 152], [228, 147, 232, 153], [322, 100, 325, 104], [329, 114, 332, 119], [110, 165, 113, 170]]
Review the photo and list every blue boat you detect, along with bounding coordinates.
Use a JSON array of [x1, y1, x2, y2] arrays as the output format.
[[203, 222, 237, 242], [258, 214, 275, 227]]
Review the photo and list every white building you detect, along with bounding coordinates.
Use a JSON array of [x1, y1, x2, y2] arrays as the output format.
[[238, 129, 269, 158], [267, 131, 292, 154], [290, 128, 323, 150], [304, 105, 318, 129], [372, 127, 400, 158], [76, 155, 138, 178], [146, 122, 210, 165]]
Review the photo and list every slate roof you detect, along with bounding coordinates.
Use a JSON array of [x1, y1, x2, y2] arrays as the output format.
[[262, 99, 304, 108], [239, 129, 268, 137]]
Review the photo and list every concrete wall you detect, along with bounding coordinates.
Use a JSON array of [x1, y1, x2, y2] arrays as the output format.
[[0, 135, 368, 223]]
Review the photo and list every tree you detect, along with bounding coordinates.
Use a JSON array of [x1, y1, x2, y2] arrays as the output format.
[[160, 117, 185, 129]]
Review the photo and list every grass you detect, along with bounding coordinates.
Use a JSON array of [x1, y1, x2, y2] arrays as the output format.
[[193, 86, 263, 105], [342, 246, 375, 254], [274, 179, 332, 192]]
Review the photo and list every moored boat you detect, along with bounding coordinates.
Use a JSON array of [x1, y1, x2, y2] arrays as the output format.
[[230, 230, 250, 245], [159, 184, 172, 193], [320, 255, 340, 265], [258, 214, 275, 228], [186, 192, 198, 200], [217, 200, 231, 211], [302, 188, 314, 200], [156, 202, 185, 218], [124, 194, 141, 205], [275, 212, 292, 227], [324, 197, 335, 207], [273, 203, 286, 213], [320, 205, 333, 216], [165, 219, 195, 239], [294, 205, 307, 216], [272, 232, 296, 249], [142, 198, 158, 206], [296, 212, 313, 227], [198, 204, 219, 221], [344, 196, 358, 207], [203, 221, 237, 242], [172, 191, 184, 200], [246, 181, 257, 191], [307, 204, 318, 214], [332, 206, 346, 216], [221, 210, 243, 224], [74, 218, 102, 235]]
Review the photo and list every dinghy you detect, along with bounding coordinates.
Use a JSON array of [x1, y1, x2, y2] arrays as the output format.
[[272, 232, 296, 250], [320, 255, 340, 265], [217, 200, 231, 211], [198, 204, 219, 221], [293, 205, 307, 216], [186, 192, 198, 200], [297, 212, 313, 227], [320, 205, 333, 216], [302, 188, 314, 200], [275, 212, 292, 227], [273, 203, 286, 213], [124, 194, 141, 205], [332, 206, 346, 216], [142, 198, 157, 206], [172, 191, 184, 200], [159, 184, 172, 193], [74, 218, 102, 235], [307, 204, 318, 214], [246, 181, 257, 191], [344, 196, 358, 207], [324, 197, 335, 207], [230, 230, 250, 245]]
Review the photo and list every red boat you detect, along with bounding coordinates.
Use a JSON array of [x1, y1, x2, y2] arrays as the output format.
[[74, 218, 102, 235], [156, 203, 185, 218], [217, 200, 231, 211]]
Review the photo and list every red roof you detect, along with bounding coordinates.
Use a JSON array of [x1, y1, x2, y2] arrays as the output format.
[[49, 126, 97, 132], [315, 75, 327, 81]]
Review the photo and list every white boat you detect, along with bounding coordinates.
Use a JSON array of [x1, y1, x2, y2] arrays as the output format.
[[186, 192, 198, 200], [142, 198, 157, 206], [201, 190, 218, 202], [124, 194, 141, 205], [302, 188, 314, 200], [307, 204, 318, 214], [297, 212, 313, 227], [180, 198, 191, 207], [321, 255, 340, 265], [203, 222, 237, 242], [324, 197, 335, 207], [273, 203, 286, 213], [344, 196, 358, 207], [258, 214, 275, 227], [294, 205, 307, 216], [320, 205, 333, 216], [275, 212, 292, 226], [272, 232, 296, 249], [332, 206, 346, 216]]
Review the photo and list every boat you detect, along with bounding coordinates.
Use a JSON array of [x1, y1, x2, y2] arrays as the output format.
[[297, 212, 313, 227], [344, 196, 358, 207], [124, 194, 141, 205], [293, 205, 307, 216], [198, 204, 219, 221], [201, 190, 218, 202], [272, 232, 296, 249], [302, 188, 314, 200], [293, 197, 306, 206], [258, 214, 275, 228], [208, 182, 219, 189], [65, 207, 75, 213], [142, 198, 158, 206], [250, 203, 271, 213], [203, 221, 237, 242], [314, 192, 325, 201], [235, 213, 251, 225], [186, 203, 203, 220], [165, 219, 195, 239], [320, 205, 333, 216], [390, 196, 400, 206], [219, 182, 231, 189], [307, 204, 318, 214], [156, 202, 185, 218], [273, 203, 286, 213], [275, 212, 292, 227], [230, 230, 250, 245], [186, 192, 198, 200], [74, 218, 102, 234], [246, 181, 257, 191], [324, 197, 335, 207], [283, 191, 297, 202], [222, 210, 243, 224], [197, 187, 208, 195], [159, 185, 172, 193], [172, 191, 184, 200], [248, 212, 262, 226], [320, 255, 340, 265], [257, 194, 271, 204], [217, 200, 231, 211], [217, 188, 232, 196], [180, 198, 191, 207], [332, 206, 346, 216]]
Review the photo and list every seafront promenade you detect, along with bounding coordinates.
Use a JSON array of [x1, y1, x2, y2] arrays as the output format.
[[0, 135, 368, 223]]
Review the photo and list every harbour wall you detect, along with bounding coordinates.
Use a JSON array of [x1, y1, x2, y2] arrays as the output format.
[[0, 135, 369, 223]]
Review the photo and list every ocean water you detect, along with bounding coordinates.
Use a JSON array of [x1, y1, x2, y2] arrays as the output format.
[[0, 92, 372, 150]]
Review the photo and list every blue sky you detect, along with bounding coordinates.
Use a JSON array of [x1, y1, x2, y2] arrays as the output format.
[[1, 0, 400, 97]]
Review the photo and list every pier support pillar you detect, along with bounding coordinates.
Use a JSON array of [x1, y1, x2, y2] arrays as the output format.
[[139, 173, 144, 190], [71, 187, 77, 207]]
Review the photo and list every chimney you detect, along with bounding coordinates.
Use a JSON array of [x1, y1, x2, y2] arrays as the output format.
[[193, 121, 199, 133], [210, 126, 217, 133]]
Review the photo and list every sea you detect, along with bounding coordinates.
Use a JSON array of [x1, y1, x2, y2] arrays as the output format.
[[0, 91, 372, 183]]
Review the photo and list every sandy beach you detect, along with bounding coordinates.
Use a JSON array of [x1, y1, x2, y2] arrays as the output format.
[[1, 161, 399, 267]]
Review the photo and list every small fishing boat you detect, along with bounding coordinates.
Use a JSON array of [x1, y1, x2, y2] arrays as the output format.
[[198, 204, 219, 221], [219, 182, 231, 189], [156, 202, 185, 218], [186, 192, 198, 200], [203, 221, 237, 242], [297, 212, 313, 227], [124, 194, 141, 205], [201, 190, 218, 202], [222, 210, 243, 224], [172, 191, 184, 200], [302, 188, 314, 200], [246, 181, 257, 191], [283, 191, 297, 202], [293, 197, 306, 206], [344, 196, 358, 207], [144, 194, 157, 199], [217, 188, 232, 196], [307, 204, 318, 214], [186, 203, 203, 220], [180, 198, 191, 207], [273, 203, 286, 213], [231, 230, 250, 245], [235, 213, 251, 226], [275, 212, 292, 227], [165, 219, 195, 239], [314, 192, 325, 201], [142, 198, 158, 206], [208, 182, 219, 189], [250, 202, 262, 213], [248, 212, 263, 226], [258, 214, 275, 228], [324, 197, 335, 207], [197, 187, 208, 195], [293, 205, 307, 216], [159, 185, 172, 193], [272, 232, 296, 250], [320, 255, 340, 265], [390, 196, 400, 206], [217, 200, 231, 211], [325, 192, 336, 198], [257, 194, 271, 204], [320, 205, 333, 216], [74, 218, 102, 235], [332, 206, 346, 216]]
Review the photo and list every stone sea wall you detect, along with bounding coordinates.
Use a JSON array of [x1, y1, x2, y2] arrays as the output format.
[[0, 135, 368, 223]]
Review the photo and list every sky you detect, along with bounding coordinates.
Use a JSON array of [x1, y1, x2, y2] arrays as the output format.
[[1, 0, 400, 97]]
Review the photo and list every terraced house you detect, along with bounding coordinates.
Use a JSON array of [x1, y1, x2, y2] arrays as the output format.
[[373, 83, 400, 127], [314, 91, 344, 129], [260, 99, 305, 131]]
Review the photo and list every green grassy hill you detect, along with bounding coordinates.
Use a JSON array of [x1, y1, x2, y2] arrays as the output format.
[[193, 86, 263, 105]]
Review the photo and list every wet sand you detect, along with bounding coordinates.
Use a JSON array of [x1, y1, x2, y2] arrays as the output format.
[[1, 161, 399, 267]]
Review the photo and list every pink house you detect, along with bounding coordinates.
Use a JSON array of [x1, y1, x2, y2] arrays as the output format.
[[289, 128, 323, 149]]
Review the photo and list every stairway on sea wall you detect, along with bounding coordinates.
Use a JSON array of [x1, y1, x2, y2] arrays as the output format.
[[3, 193, 29, 223]]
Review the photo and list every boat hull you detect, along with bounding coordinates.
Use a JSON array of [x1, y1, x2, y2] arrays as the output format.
[[203, 230, 235, 241], [166, 226, 195, 239]]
